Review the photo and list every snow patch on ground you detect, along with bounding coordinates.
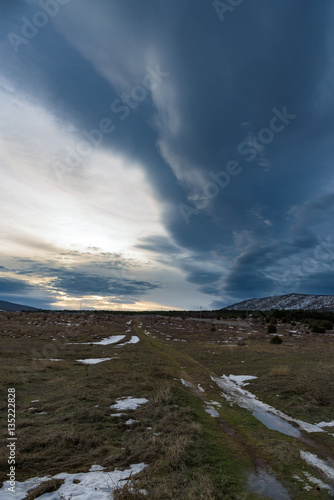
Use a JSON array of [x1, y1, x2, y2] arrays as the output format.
[[315, 420, 334, 428], [116, 336, 140, 346], [300, 451, 334, 481], [302, 471, 332, 491], [204, 400, 221, 418], [89, 465, 105, 472], [126, 419, 138, 425], [0, 463, 147, 500], [68, 335, 125, 345], [228, 375, 257, 386], [76, 358, 115, 365], [110, 397, 149, 411], [205, 406, 220, 417]]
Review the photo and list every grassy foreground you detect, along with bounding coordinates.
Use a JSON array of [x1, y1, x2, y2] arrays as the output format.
[[0, 311, 334, 498]]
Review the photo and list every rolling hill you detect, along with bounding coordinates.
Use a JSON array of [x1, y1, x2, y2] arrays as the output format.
[[0, 300, 39, 312], [224, 293, 334, 311]]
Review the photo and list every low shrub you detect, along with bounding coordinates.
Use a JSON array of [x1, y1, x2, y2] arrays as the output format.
[[270, 335, 283, 344], [321, 320, 333, 330], [267, 324, 277, 334], [311, 323, 326, 334]]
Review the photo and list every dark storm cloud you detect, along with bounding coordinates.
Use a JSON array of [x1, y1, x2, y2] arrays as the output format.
[[50, 270, 160, 298], [299, 271, 334, 296], [0, 277, 34, 294], [4, 257, 160, 300], [1, 0, 333, 304], [288, 194, 334, 234]]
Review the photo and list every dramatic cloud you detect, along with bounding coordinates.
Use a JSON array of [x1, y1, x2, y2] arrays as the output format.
[[0, 0, 333, 309]]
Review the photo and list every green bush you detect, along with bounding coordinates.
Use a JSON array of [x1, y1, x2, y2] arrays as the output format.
[[311, 323, 326, 333], [320, 320, 333, 330], [270, 317, 277, 325], [270, 335, 283, 344], [267, 324, 277, 334]]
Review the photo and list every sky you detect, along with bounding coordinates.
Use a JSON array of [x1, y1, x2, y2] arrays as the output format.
[[0, 0, 334, 311]]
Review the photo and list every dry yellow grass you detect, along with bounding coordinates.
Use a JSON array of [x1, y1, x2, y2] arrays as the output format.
[[269, 365, 290, 376], [1, 311, 334, 498]]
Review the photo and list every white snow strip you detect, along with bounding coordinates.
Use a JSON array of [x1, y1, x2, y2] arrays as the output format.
[[126, 320, 132, 325], [110, 397, 149, 411], [205, 400, 221, 407], [89, 465, 105, 472], [88, 335, 126, 345], [48, 359, 62, 361], [204, 406, 220, 417], [180, 378, 191, 387], [125, 419, 138, 425], [76, 358, 115, 365], [228, 375, 257, 385], [212, 375, 325, 434], [302, 471, 332, 491], [116, 336, 140, 346], [315, 420, 334, 428], [0, 463, 147, 500], [68, 335, 125, 346], [300, 451, 334, 481], [204, 401, 221, 416], [198, 384, 205, 393]]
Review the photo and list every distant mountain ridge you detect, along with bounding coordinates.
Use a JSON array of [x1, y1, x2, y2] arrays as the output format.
[[224, 293, 334, 311], [0, 300, 39, 312]]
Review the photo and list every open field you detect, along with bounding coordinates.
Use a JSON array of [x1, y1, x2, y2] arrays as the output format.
[[1, 312, 334, 498]]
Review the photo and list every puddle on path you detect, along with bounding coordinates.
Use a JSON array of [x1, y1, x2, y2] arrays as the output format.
[[212, 375, 323, 437], [252, 409, 301, 438], [247, 470, 291, 499]]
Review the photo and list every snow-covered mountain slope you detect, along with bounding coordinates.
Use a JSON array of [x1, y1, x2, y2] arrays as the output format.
[[224, 293, 334, 311]]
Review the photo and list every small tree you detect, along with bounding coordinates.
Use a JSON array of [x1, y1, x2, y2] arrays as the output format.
[[267, 324, 277, 334]]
